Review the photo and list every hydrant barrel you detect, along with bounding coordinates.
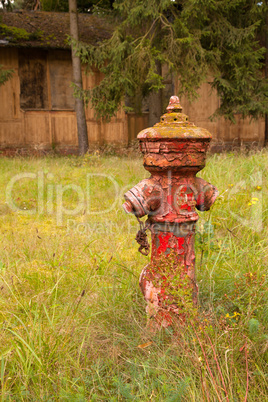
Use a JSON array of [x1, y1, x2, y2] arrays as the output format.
[[123, 96, 218, 328]]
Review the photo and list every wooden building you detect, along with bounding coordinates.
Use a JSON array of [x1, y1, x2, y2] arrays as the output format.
[[0, 11, 265, 153], [0, 11, 145, 153], [180, 83, 265, 150]]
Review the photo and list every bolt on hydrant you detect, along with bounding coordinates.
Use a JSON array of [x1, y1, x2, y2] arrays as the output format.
[[123, 96, 218, 328]]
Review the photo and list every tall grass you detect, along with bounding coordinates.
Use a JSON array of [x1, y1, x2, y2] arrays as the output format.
[[0, 149, 267, 400]]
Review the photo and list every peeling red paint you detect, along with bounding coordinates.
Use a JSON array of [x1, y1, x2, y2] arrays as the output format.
[[123, 96, 218, 329], [157, 233, 172, 254], [177, 237, 184, 250], [167, 194, 172, 205]]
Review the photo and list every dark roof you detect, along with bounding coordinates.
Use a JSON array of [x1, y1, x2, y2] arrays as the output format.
[[0, 11, 112, 49]]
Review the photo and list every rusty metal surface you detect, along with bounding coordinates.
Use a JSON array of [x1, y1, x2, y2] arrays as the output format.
[[137, 123, 212, 139], [140, 139, 210, 171], [123, 96, 218, 328]]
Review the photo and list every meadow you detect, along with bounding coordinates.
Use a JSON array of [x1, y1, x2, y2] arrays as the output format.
[[0, 148, 267, 401]]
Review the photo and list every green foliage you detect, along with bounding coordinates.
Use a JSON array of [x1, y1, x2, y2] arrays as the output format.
[[146, 250, 196, 317], [76, 0, 199, 119], [13, 0, 113, 12], [0, 24, 31, 40], [196, 220, 220, 264], [0, 64, 13, 87], [40, 0, 102, 13], [74, 0, 268, 122], [0, 23, 42, 42], [249, 318, 260, 337], [0, 150, 267, 399], [40, 0, 68, 12], [186, 0, 268, 121]]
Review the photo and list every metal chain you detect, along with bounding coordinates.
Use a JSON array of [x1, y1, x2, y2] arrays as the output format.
[[135, 217, 151, 256]]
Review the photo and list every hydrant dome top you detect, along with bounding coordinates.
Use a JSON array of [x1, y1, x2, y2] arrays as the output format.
[[137, 96, 212, 140], [166, 95, 183, 112]]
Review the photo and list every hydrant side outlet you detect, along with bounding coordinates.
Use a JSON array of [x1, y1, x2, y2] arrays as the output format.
[[123, 96, 218, 328]]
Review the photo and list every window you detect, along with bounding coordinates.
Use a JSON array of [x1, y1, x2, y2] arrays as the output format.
[[18, 49, 49, 109], [18, 48, 74, 110]]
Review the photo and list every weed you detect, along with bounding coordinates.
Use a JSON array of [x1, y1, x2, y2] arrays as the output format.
[[0, 150, 267, 399]]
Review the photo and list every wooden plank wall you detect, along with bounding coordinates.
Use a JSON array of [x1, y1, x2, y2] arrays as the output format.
[[128, 113, 149, 143], [0, 47, 129, 152], [180, 81, 265, 148], [83, 71, 128, 146], [0, 48, 24, 147], [0, 47, 265, 151]]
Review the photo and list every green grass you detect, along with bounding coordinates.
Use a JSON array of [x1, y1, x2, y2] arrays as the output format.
[[0, 149, 267, 401]]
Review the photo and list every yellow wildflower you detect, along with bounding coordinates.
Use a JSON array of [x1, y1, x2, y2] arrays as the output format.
[[232, 311, 241, 321], [232, 311, 240, 320]]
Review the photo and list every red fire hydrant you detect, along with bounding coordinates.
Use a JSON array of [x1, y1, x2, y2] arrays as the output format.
[[123, 96, 218, 328]]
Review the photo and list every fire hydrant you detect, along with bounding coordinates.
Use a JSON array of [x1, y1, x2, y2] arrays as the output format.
[[123, 96, 218, 328]]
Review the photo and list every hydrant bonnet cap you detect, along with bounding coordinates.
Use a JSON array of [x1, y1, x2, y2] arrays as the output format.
[[137, 95, 212, 140]]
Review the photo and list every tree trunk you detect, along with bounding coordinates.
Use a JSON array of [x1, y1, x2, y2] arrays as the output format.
[[148, 63, 163, 127], [69, 0, 89, 155]]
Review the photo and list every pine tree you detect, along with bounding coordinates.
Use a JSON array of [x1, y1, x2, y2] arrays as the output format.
[[12, 0, 111, 12], [77, 0, 209, 122], [185, 0, 267, 121], [74, 0, 267, 140]]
